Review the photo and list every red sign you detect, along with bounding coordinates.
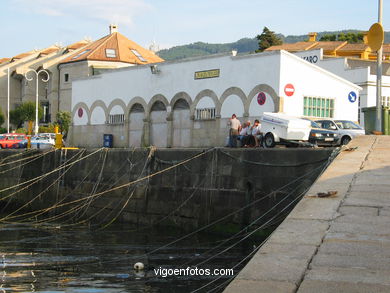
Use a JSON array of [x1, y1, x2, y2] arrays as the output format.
[[257, 92, 266, 105], [78, 108, 84, 118], [284, 84, 295, 96]]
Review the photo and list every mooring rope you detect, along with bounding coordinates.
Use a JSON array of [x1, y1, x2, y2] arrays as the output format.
[[0, 148, 104, 196]]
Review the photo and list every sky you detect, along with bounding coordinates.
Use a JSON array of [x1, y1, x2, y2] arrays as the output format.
[[0, 0, 388, 57]]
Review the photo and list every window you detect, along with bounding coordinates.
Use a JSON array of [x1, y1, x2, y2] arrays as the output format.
[[382, 96, 390, 107], [195, 108, 216, 120], [40, 102, 51, 123], [64, 73, 69, 82], [105, 49, 116, 58], [130, 49, 147, 62], [107, 114, 125, 125], [303, 96, 334, 118], [71, 49, 91, 60]]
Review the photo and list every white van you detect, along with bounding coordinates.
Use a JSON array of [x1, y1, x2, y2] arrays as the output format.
[[260, 112, 311, 148]]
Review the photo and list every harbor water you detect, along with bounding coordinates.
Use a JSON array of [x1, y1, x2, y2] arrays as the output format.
[[0, 216, 265, 293]]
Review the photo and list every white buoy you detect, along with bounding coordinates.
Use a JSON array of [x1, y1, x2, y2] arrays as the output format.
[[134, 262, 144, 271]]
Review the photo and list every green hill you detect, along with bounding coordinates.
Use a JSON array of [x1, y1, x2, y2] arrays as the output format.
[[157, 30, 390, 61]]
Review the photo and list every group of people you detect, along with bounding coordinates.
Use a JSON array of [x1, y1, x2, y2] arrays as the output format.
[[227, 114, 263, 148]]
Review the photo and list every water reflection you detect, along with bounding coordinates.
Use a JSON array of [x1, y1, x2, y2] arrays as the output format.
[[0, 221, 263, 292]]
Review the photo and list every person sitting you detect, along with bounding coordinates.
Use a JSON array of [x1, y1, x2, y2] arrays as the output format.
[[238, 121, 251, 147], [251, 119, 263, 147]]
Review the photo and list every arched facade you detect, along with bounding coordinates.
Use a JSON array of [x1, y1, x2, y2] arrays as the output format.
[[71, 84, 281, 147]]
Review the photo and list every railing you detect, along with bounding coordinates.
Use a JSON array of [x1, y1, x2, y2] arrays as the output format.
[[195, 108, 216, 120]]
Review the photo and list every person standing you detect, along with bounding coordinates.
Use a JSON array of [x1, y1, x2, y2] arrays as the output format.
[[228, 114, 241, 147]]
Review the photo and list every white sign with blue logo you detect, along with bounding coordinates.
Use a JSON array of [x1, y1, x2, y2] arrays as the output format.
[[348, 91, 357, 103]]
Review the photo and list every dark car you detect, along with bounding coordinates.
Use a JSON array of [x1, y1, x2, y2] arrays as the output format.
[[305, 120, 340, 147]]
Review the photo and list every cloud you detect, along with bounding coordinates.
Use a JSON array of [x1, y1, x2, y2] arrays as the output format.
[[12, 0, 152, 27]]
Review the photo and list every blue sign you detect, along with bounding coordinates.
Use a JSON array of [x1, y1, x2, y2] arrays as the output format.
[[348, 91, 357, 103]]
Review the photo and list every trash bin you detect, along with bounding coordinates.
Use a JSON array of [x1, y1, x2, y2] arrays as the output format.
[[383, 107, 389, 135], [103, 134, 113, 148], [362, 106, 390, 135]]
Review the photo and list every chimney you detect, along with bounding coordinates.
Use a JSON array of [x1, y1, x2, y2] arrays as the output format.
[[363, 32, 368, 44], [109, 24, 118, 34], [308, 32, 317, 42]]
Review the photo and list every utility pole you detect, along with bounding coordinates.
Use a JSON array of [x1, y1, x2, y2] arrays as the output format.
[[375, 0, 383, 132]]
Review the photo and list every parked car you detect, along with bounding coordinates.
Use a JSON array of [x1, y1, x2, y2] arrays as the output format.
[[0, 133, 27, 149], [31, 133, 56, 149], [315, 119, 365, 145], [304, 119, 340, 147]]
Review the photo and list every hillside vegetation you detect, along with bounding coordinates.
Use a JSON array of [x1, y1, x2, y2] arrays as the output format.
[[158, 30, 390, 61]]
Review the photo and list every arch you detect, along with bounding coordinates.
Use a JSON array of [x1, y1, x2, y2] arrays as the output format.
[[148, 94, 169, 148], [170, 92, 192, 110], [127, 97, 148, 116], [90, 106, 106, 125], [248, 92, 275, 117], [173, 98, 190, 110], [89, 100, 109, 124], [130, 103, 146, 113], [172, 95, 191, 147], [221, 95, 245, 118], [151, 100, 167, 112], [72, 102, 90, 125], [107, 99, 127, 115], [128, 102, 146, 148], [246, 84, 280, 114], [220, 87, 247, 107], [147, 94, 169, 115], [191, 89, 220, 116]]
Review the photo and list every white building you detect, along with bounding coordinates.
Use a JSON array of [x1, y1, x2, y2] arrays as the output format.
[[294, 48, 390, 128], [70, 50, 361, 148]]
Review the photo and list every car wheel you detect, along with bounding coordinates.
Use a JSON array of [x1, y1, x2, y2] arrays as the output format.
[[264, 133, 276, 148], [341, 136, 351, 145]]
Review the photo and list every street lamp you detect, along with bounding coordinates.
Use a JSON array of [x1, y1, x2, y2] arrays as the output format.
[[25, 69, 50, 134]]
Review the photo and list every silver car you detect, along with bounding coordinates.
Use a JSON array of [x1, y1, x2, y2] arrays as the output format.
[[315, 119, 365, 145]]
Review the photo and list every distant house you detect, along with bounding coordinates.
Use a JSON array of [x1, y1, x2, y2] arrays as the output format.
[[58, 25, 164, 117], [266, 32, 390, 61], [0, 25, 164, 131]]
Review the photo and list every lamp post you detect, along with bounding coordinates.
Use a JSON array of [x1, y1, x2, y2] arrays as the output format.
[[25, 69, 50, 134]]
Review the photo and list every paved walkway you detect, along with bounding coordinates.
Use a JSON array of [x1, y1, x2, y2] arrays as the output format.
[[224, 135, 390, 293]]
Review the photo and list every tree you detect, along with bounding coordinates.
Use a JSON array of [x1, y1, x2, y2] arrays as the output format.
[[319, 32, 364, 43], [56, 111, 71, 138], [319, 34, 337, 41], [256, 27, 283, 52], [9, 102, 43, 129]]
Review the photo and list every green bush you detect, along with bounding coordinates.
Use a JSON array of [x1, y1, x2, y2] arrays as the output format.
[[39, 124, 57, 133], [15, 128, 27, 134], [0, 127, 7, 134]]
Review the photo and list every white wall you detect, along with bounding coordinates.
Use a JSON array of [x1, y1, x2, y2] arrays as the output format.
[[280, 51, 360, 121], [72, 52, 281, 110]]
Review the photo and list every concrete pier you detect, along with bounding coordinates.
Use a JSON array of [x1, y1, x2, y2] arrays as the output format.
[[225, 135, 390, 293]]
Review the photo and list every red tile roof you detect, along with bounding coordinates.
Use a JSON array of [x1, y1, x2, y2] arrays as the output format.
[[266, 42, 317, 52], [39, 47, 60, 56], [66, 40, 91, 51], [11, 51, 34, 61], [0, 58, 10, 64], [60, 32, 164, 65]]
